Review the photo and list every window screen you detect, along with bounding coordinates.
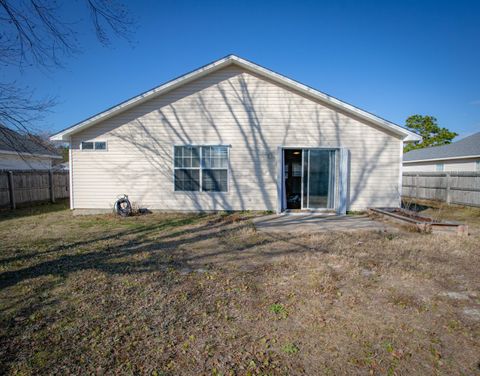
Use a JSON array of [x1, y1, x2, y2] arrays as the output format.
[[202, 169, 228, 192], [174, 146, 200, 168], [174, 169, 200, 191], [174, 145, 228, 192]]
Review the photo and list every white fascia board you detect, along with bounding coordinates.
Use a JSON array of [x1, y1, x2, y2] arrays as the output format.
[[403, 155, 480, 164], [50, 55, 421, 142], [50, 56, 233, 141], [0, 149, 62, 159], [230, 56, 421, 142]]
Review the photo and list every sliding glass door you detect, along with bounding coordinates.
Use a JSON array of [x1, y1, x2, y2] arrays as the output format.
[[302, 149, 336, 209]]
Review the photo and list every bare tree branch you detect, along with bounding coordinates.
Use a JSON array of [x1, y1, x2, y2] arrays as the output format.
[[0, 0, 133, 68], [0, 0, 134, 157], [86, 0, 133, 46]]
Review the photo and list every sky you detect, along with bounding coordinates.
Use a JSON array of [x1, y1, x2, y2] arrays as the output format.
[[8, 0, 480, 139]]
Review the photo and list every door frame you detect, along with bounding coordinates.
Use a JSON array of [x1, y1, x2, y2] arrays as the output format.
[[276, 146, 348, 215]]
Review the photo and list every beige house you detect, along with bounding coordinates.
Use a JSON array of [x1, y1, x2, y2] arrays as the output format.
[[403, 132, 480, 172], [51, 55, 420, 214]]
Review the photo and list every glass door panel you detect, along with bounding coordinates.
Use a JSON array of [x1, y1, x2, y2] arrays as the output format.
[[302, 149, 335, 209]]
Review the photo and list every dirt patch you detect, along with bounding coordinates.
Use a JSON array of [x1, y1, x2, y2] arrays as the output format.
[[0, 205, 479, 375]]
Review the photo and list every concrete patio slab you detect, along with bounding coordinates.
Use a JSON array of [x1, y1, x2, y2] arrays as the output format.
[[253, 214, 395, 233]]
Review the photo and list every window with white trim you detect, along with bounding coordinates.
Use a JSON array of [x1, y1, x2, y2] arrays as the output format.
[[476, 160, 480, 171], [81, 141, 107, 151], [436, 163, 444, 171], [174, 145, 228, 192]]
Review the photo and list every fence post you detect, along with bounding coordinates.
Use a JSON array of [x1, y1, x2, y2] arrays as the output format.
[[415, 173, 419, 200], [7, 170, 15, 209], [49, 170, 55, 203], [445, 172, 451, 204]]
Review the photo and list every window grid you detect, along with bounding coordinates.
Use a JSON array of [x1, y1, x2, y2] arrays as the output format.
[[174, 145, 229, 192], [81, 141, 107, 151], [174, 146, 200, 168]]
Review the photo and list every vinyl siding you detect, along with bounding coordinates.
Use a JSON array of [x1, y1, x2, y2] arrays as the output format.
[[403, 157, 480, 172], [0, 154, 53, 170], [70, 65, 403, 211]]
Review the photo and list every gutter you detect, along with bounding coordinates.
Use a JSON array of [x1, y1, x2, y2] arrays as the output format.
[[403, 155, 480, 163], [0, 149, 62, 159]]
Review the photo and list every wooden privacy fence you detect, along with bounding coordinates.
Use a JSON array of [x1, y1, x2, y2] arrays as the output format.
[[0, 170, 69, 209], [402, 171, 480, 207]]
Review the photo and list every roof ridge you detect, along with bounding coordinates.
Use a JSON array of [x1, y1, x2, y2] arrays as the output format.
[[51, 55, 421, 142]]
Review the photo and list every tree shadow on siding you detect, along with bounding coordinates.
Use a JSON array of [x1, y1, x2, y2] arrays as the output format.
[[107, 73, 281, 211], [98, 67, 397, 212]]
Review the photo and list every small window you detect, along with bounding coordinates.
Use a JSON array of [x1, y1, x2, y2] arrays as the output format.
[[81, 141, 107, 151], [174, 145, 229, 192], [476, 161, 480, 171], [436, 163, 444, 171], [95, 141, 107, 150], [81, 141, 94, 150]]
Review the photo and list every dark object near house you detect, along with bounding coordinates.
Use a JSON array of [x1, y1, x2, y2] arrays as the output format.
[[114, 195, 132, 217]]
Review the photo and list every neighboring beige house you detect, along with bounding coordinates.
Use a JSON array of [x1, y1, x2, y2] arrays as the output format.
[[403, 132, 480, 172], [0, 126, 61, 170], [50, 55, 420, 214]]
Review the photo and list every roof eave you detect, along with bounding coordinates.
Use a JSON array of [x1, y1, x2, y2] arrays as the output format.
[[230, 56, 421, 142], [50, 56, 234, 141], [50, 55, 421, 142], [403, 154, 480, 163], [0, 149, 62, 159]]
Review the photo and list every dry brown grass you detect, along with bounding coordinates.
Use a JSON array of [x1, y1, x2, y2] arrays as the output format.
[[0, 202, 479, 375]]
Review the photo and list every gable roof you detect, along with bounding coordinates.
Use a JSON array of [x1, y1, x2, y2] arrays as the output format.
[[403, 132, 480, 163], [0, 126, 61, 158], [50, 55, 421, 142]]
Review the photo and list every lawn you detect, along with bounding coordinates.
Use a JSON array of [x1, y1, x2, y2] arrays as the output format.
[[0, 202, 479, 375]]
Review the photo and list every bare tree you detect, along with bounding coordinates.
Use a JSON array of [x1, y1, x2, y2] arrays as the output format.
[[0, 0, 134, 153]]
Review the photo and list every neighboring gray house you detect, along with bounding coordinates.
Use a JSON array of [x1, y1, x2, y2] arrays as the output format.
[[51, 55, 420, 214], [403, 132, 480, 172], [0, 126, 61, 170]]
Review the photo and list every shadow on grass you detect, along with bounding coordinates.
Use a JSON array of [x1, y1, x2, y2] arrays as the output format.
[[0, 212, 319, 292], [0, 199, 70, 222]]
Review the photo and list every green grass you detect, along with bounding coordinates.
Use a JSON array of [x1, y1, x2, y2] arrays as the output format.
[[269, 303, 288, 318], [282, 343, 300, 355]]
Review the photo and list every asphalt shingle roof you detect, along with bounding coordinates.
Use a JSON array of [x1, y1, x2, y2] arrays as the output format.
[[403, 132, 480, 162], [0, 126, 59, 157]]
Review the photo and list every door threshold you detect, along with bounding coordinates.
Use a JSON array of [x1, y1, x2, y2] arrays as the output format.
[[282, 209, 337, 216]]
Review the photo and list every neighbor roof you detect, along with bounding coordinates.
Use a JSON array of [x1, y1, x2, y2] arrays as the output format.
[[403, 132, 480, 163], [50, 55, 421, 142], [0, 126, 60, 158]]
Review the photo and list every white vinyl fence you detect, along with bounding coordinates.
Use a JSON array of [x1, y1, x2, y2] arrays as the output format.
[[402, 171, 480, 207]]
